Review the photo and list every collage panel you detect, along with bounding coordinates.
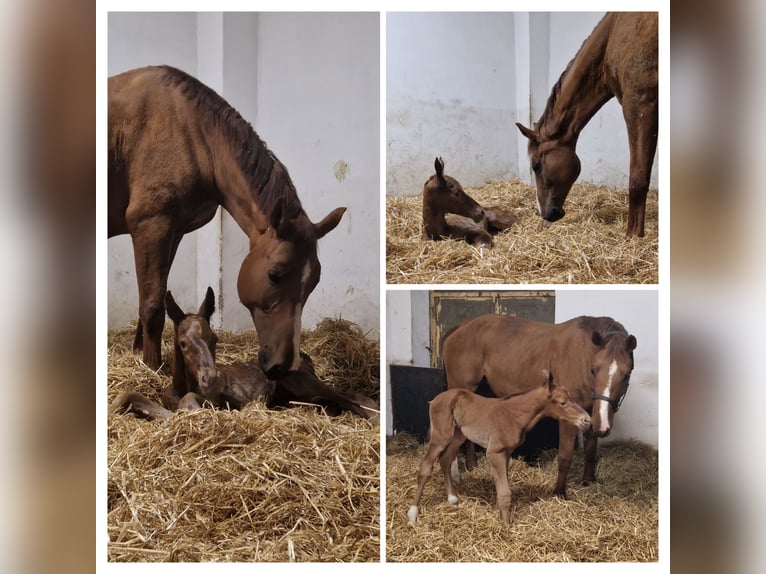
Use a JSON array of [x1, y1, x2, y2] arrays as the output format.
[[385, 289, 659, 562], [106, 12, 381, 562], [386, 12, 658, 284]]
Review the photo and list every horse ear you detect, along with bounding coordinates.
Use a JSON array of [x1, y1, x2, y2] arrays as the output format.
[[165, 291, 186, 325], [270, 197, 286, 232], [314, 206, 346, 239], [199, 286, 215, 321], [516, 122, 538, 143], [591, 331, 605, 347], [626, 335, 637, 352], [434, 157, 445, 179]]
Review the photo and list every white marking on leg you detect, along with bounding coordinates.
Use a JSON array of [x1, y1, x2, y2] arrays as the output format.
[[599, 360, 617, 432], [407, 505, 419, 524], [291, 303, 302, 371], [447, 494, 458, 505]]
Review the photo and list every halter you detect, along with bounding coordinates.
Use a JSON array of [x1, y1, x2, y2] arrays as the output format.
[[591, 389, 627, 413]]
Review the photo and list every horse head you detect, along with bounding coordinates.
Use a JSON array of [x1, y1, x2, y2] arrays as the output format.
[[166, 287, 218, 396], [423, 157, 485, 223], [237, 200, 345, 379], [587, 330, 637, 437], [516, 123, 581, 223]]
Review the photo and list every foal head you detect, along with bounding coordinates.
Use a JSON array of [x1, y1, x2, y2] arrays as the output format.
[[588, 331, 637, 437], [237, 200, 346, 379], [541, 372, 591, 431], [515, 123, 581, 224], [166, 288, 218, 396], [423, 157, 485, 223]]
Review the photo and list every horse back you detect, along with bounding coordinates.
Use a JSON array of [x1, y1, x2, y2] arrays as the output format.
[[443, 315, 595, 401], [108, 66, 218, 235]]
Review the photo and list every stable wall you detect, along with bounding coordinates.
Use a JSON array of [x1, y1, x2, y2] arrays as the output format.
[[386, 12, 658, 197], [385, 290, 659, 448], [108, 13, 380, 337]]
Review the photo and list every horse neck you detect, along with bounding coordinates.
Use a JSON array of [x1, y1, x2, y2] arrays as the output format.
[[501, 385, 549, 430], [207, 129, 304, 240], [422, 196, 447, 235], [537, 16, 616, 145]]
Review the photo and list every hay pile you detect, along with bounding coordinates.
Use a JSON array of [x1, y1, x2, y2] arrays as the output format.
[[386, 437, 658, 562], [107, 319, 380, 562], [387, 180, 658, 284]]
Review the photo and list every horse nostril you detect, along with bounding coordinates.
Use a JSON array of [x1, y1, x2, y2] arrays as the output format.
[[545, 206, 565, 222], [265, 363, 288, 380]]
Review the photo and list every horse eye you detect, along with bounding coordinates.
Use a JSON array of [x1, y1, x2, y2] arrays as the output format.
[[533, 162, 542, 173], [179, 340, 187, 349], [268, 270, 281, 285]]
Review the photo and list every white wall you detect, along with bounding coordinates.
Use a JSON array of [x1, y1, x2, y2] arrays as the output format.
[[386, 290, 659, 447], [107, 13, 380, 337], [386, 12, 658, 197]]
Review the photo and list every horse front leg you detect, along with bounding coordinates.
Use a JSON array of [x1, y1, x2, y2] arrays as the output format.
[[129, 218, 179, 370], [553, 424, 578, 498], [623, 96, 658, 238], [582, 431, 599, 485], [486, 447, 513, 523]]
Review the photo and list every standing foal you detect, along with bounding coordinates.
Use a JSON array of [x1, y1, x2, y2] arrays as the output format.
[[408, 372, 590, 524]]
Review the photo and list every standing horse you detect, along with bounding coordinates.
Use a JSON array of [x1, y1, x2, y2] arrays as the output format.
[[111, 287, 377, 420], [108, 65, 345, 375], [516, 12, 658, 237], [408, 372, 590, 524], [422, 157, 516, 247], [442, 314, 636, 498]]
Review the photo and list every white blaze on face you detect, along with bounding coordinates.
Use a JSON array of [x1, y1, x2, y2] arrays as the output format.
[[290, 262, 312, 371], [536, 192, 543, 217], [598, 360, 618, 432]]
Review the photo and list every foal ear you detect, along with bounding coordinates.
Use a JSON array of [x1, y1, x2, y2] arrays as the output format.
[[434, 157, 445, 179], [625, 335, 637, 352], [515, 122, 538, 143], [314, 206, 346, 239], [165, 291, 186, 325], [198, 286, 216, 321]]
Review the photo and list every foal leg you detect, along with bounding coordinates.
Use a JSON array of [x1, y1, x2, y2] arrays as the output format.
[[408, 431, 452, 524], [487, 447, 513, 523], [553, 424, 578, 498], [110, 391, 173, 420], [484, 208, 517, 233], [438, 430, 466, 505], [623, 96, 658, 238], [129, 217, 179, 370]]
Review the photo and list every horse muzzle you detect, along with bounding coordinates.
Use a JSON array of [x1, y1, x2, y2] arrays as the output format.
[[543, 205, 565, 222], [259, 347, 294, 380]]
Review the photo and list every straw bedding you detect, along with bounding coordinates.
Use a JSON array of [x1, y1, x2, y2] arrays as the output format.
[[107, 319, 380, 562], [387, 180, 658, 284], [386, 436, 658, 562]]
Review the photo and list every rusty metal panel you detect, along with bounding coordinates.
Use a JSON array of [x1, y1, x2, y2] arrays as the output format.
[[429, 291, 554, 367]]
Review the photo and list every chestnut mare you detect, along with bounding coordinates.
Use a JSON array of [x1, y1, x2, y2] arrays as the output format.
[[108, 66, 345, 375], [516, 12, 658, 237], [422, 157, 515, 247], [111, 288, 377, 420], [442, 314, 636, 498], [408, 372, 590, 524]]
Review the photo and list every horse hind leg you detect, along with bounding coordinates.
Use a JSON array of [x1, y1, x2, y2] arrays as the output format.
[[408, 430, 453, 525], [438, 428, 466, 505]]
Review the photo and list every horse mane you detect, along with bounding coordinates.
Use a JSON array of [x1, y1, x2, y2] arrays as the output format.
[[536, 14, 614, 137], [577, 316, 627, 340], [158, 65, 305, 221]]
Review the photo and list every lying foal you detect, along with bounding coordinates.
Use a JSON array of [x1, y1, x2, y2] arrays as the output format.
[[422, 157, 516, 247], [407, 372, 590, 525], [111, 288, 377, 421]]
